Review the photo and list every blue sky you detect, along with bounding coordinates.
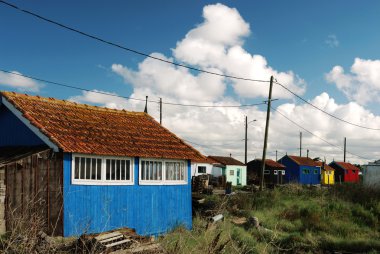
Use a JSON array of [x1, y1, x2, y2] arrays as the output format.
[[1, 1, 380, 163]]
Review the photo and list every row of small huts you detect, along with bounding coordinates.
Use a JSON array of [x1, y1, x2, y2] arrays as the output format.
[[191, 155, 361, 187], [0, 91, 373, 239]]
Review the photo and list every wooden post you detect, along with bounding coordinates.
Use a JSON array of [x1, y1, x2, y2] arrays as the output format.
[[159, 97, 162, 125], [260, 76, 274, 191], [299, 132, 302, 157], [344, 137, 346, 162], [245, 116, 248, 164]]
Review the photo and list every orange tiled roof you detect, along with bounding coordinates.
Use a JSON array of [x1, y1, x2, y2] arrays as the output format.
[[1, 91, 205, 160], [251, 159, 286, 168], [315, 161, 334, 171], [208, 156, 245, 166], [333, 161, 360, 171], [288, 155, 319, 167]]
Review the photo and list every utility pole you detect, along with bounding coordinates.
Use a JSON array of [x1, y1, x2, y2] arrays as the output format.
[[299, 132, 302, 157], [245, 116, 248, 164], [260, 76, 274, 191], [144, 96, 148, 113], [159, 97, 162, 125], [344, 137, 346, 162], [307, 149, 309, 158], [276, 150, 278, 161]]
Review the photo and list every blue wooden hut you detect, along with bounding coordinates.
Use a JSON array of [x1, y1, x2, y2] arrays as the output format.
[[278, 155, 321, 184], [0, 91, 205, 237]]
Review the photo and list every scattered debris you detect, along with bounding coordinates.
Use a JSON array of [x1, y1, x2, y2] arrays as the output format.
[[211, 214, 224, 223]]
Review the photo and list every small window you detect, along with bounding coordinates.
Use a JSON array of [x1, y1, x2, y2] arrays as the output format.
[[73, 154, 133, 185], [198, 166, 206, 174], [230, 170, 234, 176], [281, 170, 285, 175], [314, 169, 319, 174], [264, 170, 270, 175], [302, 169, 310, 174], [274, 170, 278, 175], [352, 170, 356, 174], [140, 159, 187, 185]]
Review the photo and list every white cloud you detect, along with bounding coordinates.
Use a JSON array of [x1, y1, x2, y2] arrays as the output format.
[[67, 4, 380, 165], [0, 71, 41, 92], [325, 34, 339, 48], [68, 90, 131, 110], [326, 58, 380, 105], [173, 4, 306, 99]]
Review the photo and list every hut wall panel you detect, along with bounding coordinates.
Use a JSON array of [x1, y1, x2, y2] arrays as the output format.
[[0, 107, 45, 147], [0, 167, 5, 234], [5, 150, 63, 235], [63, 153, 192, 237]]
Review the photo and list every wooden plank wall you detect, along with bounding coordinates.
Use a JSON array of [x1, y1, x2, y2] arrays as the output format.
[[5, 150, 63, 236], [0, 167, 5, 234]]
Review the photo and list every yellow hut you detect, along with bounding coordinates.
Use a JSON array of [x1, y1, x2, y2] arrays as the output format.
[[316, 162, 335, 185]]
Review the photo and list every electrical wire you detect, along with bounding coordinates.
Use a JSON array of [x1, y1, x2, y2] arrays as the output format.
[[274, 81, 380, 131], [0, 0, 270, 84], [0, 69, 267, 108], [2, 0, 379, 132], [271, 105, 373, 161]]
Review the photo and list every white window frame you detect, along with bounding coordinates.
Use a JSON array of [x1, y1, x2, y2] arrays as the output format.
[[139, 158, 187, 185], [281, 170, 286, 175], [274, 170, 278, 175], [197, 166, 207, 174], [264, 170, 270, 175], [72, 153, 134, 185]]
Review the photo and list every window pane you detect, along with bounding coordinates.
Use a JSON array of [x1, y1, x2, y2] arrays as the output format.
[[180, 163, 185, 180], [91, 158, 97, 180], [97, 159, 101, 180], [126, 160, 130, 180], [158, 162, 162, 180], [149, 161, 153, 180], [74, 157, 80, 179], [106, 159, 111, 180], [111, 159, 116, 180], [121, 160, 126, 180], [116, 160, 121, 180], [80, 157, 86, 179], [85, 158, 91, 179]]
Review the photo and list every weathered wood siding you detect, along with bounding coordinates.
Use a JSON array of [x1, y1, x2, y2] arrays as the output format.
[[0, 167, 5, 234], [63, 153, 192, 237], [5, 150, 63, 235]]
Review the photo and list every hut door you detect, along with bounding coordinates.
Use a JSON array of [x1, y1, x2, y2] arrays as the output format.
[[236, 169, 241, 185]]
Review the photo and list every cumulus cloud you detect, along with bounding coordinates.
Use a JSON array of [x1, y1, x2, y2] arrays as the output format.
[[325, 34, 339, 48], [68, 90, 131, 110], [0, 71, 41, 92], [67, 4, 380, 164], [173, 4, 306, 99], [326, 58, 380, 105]]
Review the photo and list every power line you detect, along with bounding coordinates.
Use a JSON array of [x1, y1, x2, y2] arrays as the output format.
[[0, 69, 267, 108], [183, 139, 244, 148], [271, 106, 372, 161], [0, 0, 270, 84], [274, 81, 380, 131]]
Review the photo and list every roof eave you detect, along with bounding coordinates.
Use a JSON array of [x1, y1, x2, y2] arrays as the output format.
[[2, 96, 60, 152]]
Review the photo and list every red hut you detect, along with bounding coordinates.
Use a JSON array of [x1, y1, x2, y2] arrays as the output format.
[[329, 161, 360, 183]]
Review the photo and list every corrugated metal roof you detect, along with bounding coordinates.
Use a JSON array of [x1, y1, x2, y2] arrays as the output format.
[[1, 91, 205, 161], [208, 156, 245, 166], [288, 155, 319, 166]]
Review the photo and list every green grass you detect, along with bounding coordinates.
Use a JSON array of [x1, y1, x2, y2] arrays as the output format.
[[160, 184, 380, 253]]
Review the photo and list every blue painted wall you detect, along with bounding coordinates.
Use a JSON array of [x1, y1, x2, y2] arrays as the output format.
[[0, 106, 45, 147], [63, 153, 192, 237], [279, 156, 320, 184]]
